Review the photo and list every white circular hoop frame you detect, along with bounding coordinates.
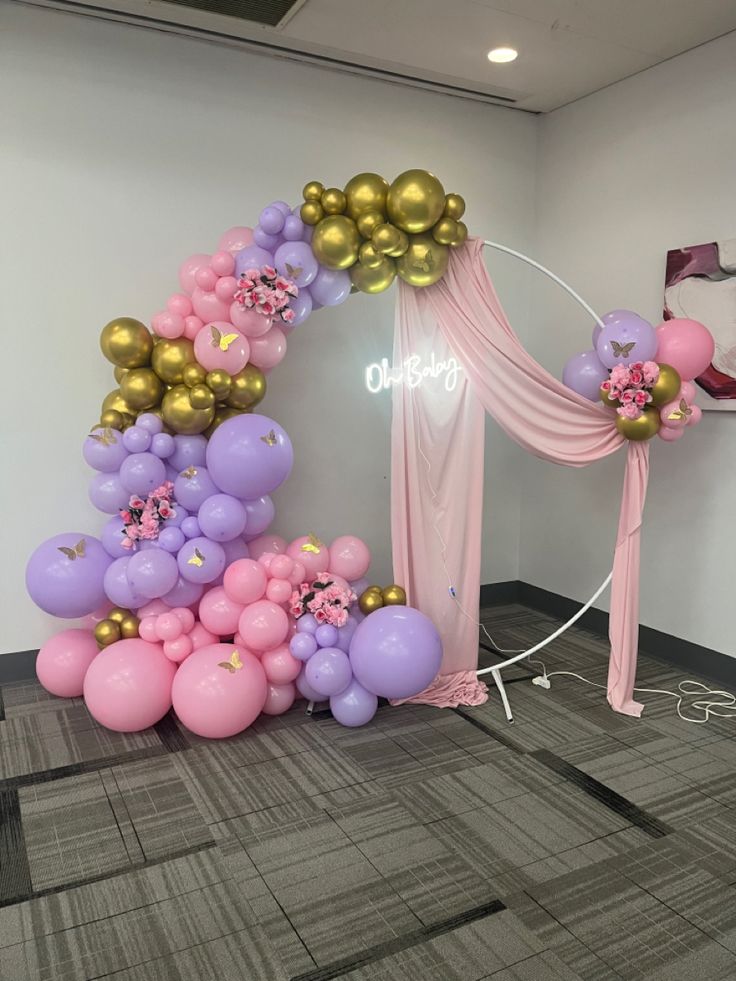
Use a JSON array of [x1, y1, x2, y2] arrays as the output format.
[[475, 240, 613, 682]]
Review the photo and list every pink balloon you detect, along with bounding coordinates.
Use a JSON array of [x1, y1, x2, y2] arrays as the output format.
[[193, 322, 250, 374], [257, 552, 276, 572], [215, 276, 238, 303], [287, 536, 329, 580], [195, 267, 218, 292], [211, 250, 236, 276], [167, 293, 193, 317], [155, 311, 185, 339], [687, 404, 702, 426], [655, 319, 715, 381], [183, 315, 204, 340], [269, 554, 294, 579], [261, 681, 296, 716], [248, 325, 287, 370], [229, 302, 274, 338], [179, 254, 211, 294], [261, 644, 301, 684], [247, 534, 288, 560], [163, 634, 193, 662], [172, 607, 195, 632], [84, 639, 175, 732], [137, 599, 169, 618], [155, 613, 183, 642], [218, 226, 254, 253], [138, 616, 158, 642], [191, 286, 231, 323], [328, 536, 371, 581], [189, 621, 218, 650], [658, 426, 685, 442], [36, 628, 99, 698], [199, 585, 244, 636], [82, 605, 110, 628], [288, 560, 306, 586], [223, 558, 268, 605], [660, 398, 688, 429], [266, 577, 292, 604], [171, 642, 267, 738], [238, 599, 289, 651], [680, 381, 696, 402]]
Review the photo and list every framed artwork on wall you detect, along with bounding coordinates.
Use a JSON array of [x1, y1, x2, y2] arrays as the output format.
[[664, 238, 736, 410]]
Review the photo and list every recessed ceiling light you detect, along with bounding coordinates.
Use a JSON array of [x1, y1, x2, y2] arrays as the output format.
[[487, 46, 518, 64]]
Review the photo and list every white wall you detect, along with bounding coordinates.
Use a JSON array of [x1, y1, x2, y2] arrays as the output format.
[[522, 31, 736, 657], [0, 2, 535, 654]]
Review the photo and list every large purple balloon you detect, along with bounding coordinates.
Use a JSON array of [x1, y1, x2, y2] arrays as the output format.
[[309, 267, 351, 307], [103, 555, 146, 609], [274, 241, 318, 287], [330, 679, 378, 727], [126, 547, 179, 599], [89, 472, 130, 514], [26, 533, 111, 618], [198, 494, 247, 542], [161, 575, 203, 608], [101, 515, 131, 558], [234, 245, 273, 278], [168, 434, 207, 472], [174, 466, 219, 512], [349, 606, 442, 699], [242, 496, 274, 537], [177, 536, 226, 584], [562, 349, 609, 401], [83, 427, 128, 472], [221, 536, 250, 566], [206, 414, 293, 500], [119, 453, 167, 495], [596, 310, 657, 368]]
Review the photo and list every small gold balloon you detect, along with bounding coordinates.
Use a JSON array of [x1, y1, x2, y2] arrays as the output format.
[[649, 364, 682, 407], [113, 366, 128, 384], [356, 209, 384, 239], [386, 230, 409, 257], [311, 215, 361, 270], [119, 614, 140, 639], [450, 221, 468, 247], [227, 364, 266, 410], [359, 241, 384, 269], [119, 412, 136, 430], [443, 193, 466, 220], [432, 217, 459, 246], [344, 173, 389, 220], [162, 384, 215, 435], [95, 619, 121, 648], [100, 318, 153, 369], [151, 337, 195, 385], [189, 383, 216, 410], [206, 369, 232, 400], [100, 409, 123, 430], [321, 187, 347, 215], [101, 388, 135, 417], [387, 169, 446, 234], [205, 406, 241, 438], [359, 588, 384, 615], [371, 223, 402, 255], [600, 384, 619, 409], [396, 233, 449, 288], [300, 201, 324, 226], [615, 406, 661, 441], [350, 255, 397, 294], [107, 607, 129, 623], [381, 584, 407, 606], [182, 362, 207, 388], [119, 367, 164, 411], [303, 180, 324, 201]]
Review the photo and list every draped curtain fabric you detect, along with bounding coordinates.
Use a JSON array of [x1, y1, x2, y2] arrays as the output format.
[[391, 237, 649, 717]]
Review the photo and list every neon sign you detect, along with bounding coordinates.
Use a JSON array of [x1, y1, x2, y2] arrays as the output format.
[[365, 354, 463, 394]]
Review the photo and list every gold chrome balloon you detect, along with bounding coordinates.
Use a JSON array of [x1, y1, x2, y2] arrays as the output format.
[[108, 607, 129, 623], [344, 173, 389, 220], [615, 406, 661, 441], [649, 364, 682, 407], [182, 362, 207, 388], [432, 217, 459, 246], [113, 366, 128, 384], [300, 201, 324, 226], [189, 383, 216, 410], [94, 619, 121, 648], [227, 364, 266, 410], [151, 337, 195, 385], [359, 588, 384, 615], [119, 614, 140, 639], [100, 409, 123, 430], [396, 233, 449, 287], [381, 584, 407, 606], [303, 180, 324, 201], [386, 230, 409, 257], [356, 209, 384, 239], [321, 187, 347, 215], [162, 384, 215, 435], [371, 223, 402, 255], [100, 318, 153, 369], [387, 169, 446, 234], [101, 388, 135, 417], [359, 242, 384, 269], [443, 193, 466, 220], [119, 413, 135, 430], [600, 384, 619, 409], [205, 406, 241, 438], [206, 369, 232, 400], [311, 215, 360, 270], [450, 221, 468, 247], [350, 255, 397, 294], [120, 367, 164, 411]]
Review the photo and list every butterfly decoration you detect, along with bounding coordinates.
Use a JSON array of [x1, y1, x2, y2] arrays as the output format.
[[301, 532, 324, 555], [411, 248, 435, 274], [218, 649, 243, 673], [181, 465, 198, 479], [210, 325, 240, 352], [57, 539, 86, 561], [187, 547, 205, 567], [88, 427, 118, 446], [610, 340, 636, 358], [260, 430, 278, 446], [285, 263, 302, 280], [667, 398, 693, 422]]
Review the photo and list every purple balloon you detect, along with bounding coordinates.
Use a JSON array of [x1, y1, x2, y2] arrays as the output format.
[[177, 536, 226, 584], [122, 426, 152, 454], [181, 516, 201, 539], [350, 578, 370, 597], [271, 200, 292, 217], [158, 526, 185, 553], [290, 632, 318, 661], [329, 679, 378, 727], [83, 427, 128, 472], [309, 267, 351, 307], [295, 668, 326, 703], [274, 241, 318, 287], [198, 493, 247, 542], [164, 505, 188, 529], [174, 465, 219, 511], [151, 432, 175, 459], [305, 647, 352, 697], [89, 472, 130, 514], [335, 615, 359, 654], [302, 223, 314, 244], [234, 245, 273, 278], [562, 349, 609, 402], [103, 555, 145, 609], [26, 533, 111, 618], [126, 548, 179, 599], [161, 575, 203, 609], [253, 225, 281, 250], [349, 606, 442, 700], [206, 414, 293, 500], [287, 287, 313, 327], [315, 624, 339, 648], [221, 536, 250, 565], [136, 413, 163, 434], [259, 206, 285, 235], [296, 613, 318, 635], [282, 214, 304, 241], [168, 434, 207, 472], [596, 310, 657, 368], [592, 322, 602, 348], [242, 496, 274, 536], [101, 515, 131, 558], [119, 453, 166, 496]]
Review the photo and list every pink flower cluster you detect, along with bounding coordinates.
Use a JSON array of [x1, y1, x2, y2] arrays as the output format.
[[289, 578, 357, 628], [601, 361, 660, 420], [119, 482, 176, 548], [233, 266, 298, 324]]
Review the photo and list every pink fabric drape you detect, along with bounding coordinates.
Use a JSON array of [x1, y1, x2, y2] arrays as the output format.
[[391, 237, 649, 716]]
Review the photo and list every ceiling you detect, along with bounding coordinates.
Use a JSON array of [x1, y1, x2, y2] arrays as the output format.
[[22, 0, 736, 111]]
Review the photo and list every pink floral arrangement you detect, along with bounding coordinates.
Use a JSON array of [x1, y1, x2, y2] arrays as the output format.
[[233, 265, 298, 324], [289, 578, 357, 628], [601, 361, 660, 420], [119, 482, 176, 548]]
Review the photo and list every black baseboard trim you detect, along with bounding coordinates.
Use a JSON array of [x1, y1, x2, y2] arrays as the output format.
[[479, 581, 520, 606]]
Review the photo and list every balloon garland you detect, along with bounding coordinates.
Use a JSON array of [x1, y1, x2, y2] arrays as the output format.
[[27, 170, 458, 736]]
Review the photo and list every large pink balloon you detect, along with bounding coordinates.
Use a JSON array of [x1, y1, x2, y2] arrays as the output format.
[[238, 600, 289, 651], [655, 319, 715, 381], [171, 643, 267, 738], [328, 536, 371, 581], [218, 226, 254, 253], [193, 322, 250, 374], [83, 639, 176, 731], [36, 628, 99, 697], [261, 681, 296, 716], [248, 534, 288, 560], [223, 558, 267, 605], [287, 536, 329, 580], [261, 643, 301, 684], [198, 585, 244, 636]]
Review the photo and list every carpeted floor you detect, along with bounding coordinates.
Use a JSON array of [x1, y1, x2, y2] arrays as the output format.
[[1, 602, 735, 980]]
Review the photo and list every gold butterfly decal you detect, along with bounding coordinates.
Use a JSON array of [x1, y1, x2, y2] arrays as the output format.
[[260, 430, 277, 446], [301, 532, 323, 555], [218, 649, 243, 673], [187, 547, 205, 567], [58, 539, 86, 561], [181, 465, 198, 479], [285, 262, 302, 280], [89, 427, 118, 446], [412, 248, 435, 274], [610, 340, 636, 358], [667, 398, 692, 422], [210, 325, 240, 352]]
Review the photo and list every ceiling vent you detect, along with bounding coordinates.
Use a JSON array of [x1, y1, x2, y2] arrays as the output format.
[[161, 0, 302, 28]]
